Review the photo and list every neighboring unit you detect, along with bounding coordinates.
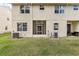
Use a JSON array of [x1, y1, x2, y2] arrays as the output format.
[[0, 6, 11, 34], [12, 3, 79, 38]]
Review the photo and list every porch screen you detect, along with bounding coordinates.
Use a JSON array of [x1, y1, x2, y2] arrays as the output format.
[[33, 20, 46, 34]]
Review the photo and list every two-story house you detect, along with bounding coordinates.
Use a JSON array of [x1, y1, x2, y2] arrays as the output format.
[[12, 3, 79, 38]]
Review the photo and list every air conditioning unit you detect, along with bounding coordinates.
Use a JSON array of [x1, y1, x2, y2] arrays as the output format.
[[13, 33, 19, 38], [54, 32, 58, 38]]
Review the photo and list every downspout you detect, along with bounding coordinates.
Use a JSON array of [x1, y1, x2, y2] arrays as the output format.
[[31, 3, 33, 37], [11, 4, 13, 39]]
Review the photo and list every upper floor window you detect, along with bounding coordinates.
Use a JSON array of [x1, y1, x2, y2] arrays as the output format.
[[20, 5, 30, 14], [55, 6, 64, 14], [73, 5, 78, 10], [40, 5, 44, 10], [17, 23, 27, 31]]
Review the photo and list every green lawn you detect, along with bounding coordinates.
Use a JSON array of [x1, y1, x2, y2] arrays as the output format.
[[0, 33, 79, 56]]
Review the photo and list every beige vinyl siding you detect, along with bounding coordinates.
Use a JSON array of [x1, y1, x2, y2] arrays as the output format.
[[12, 3, 79, 37]]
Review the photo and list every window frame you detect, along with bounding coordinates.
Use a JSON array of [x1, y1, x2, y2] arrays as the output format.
[[55, 6, 64, 14], [54, 23, 59, 30], [17, 22, 27, 31], [73, 5, 79, 10], [40, 5, 44, 10], [20, 5, 30, 14]]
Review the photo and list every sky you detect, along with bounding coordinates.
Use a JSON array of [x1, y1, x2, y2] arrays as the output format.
[[0, 0, 10, 3], [0, 0, 79, 7], [1, 0, 79, 3]]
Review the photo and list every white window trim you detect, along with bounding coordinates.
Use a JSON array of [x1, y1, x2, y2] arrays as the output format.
[[73, 5, 79, 10], [20, 5, 30, 13], [55, 6, 64, 14], [17, 23, 27, 31]]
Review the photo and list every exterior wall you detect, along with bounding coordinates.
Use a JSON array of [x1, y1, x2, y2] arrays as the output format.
[[12, 3, 79, 37], [32, 4, 67, 37], [0, 6, 11, 34], [65, 6, 79, 21], [12, 4, 33, 37]]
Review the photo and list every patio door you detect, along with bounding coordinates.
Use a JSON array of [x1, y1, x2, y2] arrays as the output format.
[[67, 24, 71, 36], [33, 20, 46, 35]]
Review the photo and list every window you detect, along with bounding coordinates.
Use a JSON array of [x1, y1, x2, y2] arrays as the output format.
[[5, 26, 8, 30], [7, 18, 9, 21], [17, 23, 27, 31], [20, 5, 24, 13], [25, 7, 30, 13], [33, 21, 46, 34], [20, 5, 30, 13], [73, 5, 78, 10], [40, 5, 44, 10], [54, 23, 59, 30], [55, 6, 64, 14]]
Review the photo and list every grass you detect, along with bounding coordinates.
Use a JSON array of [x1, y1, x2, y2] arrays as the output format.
[[0, 33, 79, 55]]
